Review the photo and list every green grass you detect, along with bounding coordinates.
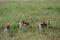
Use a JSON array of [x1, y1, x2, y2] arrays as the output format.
[[0, 0, 60, 40]]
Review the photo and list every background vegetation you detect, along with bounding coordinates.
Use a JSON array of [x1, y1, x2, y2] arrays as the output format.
[[0, 0, 60, 40]]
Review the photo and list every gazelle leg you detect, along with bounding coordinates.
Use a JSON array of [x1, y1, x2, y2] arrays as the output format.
[[19, 23, 22, 32], [39, 24, 42, 34], [4, 28, 8, 35]]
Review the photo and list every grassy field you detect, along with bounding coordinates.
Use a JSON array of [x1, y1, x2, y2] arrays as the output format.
[[0, 0, 60, 40]]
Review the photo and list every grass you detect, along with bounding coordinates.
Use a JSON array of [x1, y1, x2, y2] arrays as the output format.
[[0, 0, 60, 40]]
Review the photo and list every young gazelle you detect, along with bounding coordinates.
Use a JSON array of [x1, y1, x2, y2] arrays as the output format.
[[3, 22, 10, 34], [38, 20, 50, 32], [18, 19, 33, 30]]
